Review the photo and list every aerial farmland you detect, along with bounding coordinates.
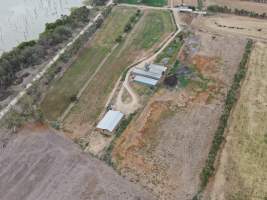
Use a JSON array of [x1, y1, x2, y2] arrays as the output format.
[[0, 0, 266, 199]]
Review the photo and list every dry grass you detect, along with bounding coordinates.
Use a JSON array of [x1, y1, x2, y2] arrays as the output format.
[[207, 42, 267, 200]]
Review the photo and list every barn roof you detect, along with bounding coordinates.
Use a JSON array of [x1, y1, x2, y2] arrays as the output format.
[[134, 75, 158, 86], [97, 110, 124, 132]]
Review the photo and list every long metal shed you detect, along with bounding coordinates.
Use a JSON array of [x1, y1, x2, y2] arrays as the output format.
[[132, 68, 162, 80], [97, 110, 124, 132], [148, 64, 167, 75], [134, 75, 158, 86]]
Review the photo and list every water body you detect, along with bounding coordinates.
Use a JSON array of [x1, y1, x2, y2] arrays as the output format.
[[0, 0, 83, 55]]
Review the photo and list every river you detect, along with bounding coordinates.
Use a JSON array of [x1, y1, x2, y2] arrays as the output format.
[[0, 0, 84, 56]]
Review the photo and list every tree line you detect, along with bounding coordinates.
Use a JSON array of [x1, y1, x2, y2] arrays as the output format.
[[193, 39, 253, 200], [0, 6, 91, 90], [207, 5, 267, 19]]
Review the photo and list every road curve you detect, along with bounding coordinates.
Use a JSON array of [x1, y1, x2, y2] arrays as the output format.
[[115, 5, 182, 114]]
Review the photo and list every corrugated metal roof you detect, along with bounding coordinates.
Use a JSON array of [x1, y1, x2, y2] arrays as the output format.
[[148, 64, 167, 75], [97, 110, 124, 132], [134, 75, 158, 86], [132, 68, 161, 80]]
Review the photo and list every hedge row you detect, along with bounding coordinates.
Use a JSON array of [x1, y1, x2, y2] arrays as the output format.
[[196, 39, 253, 198]]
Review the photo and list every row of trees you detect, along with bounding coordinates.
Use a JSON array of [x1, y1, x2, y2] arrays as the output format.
[[0, 6, 91, 90], [193, 40, 253, 200], [207, 5, 267, 19]]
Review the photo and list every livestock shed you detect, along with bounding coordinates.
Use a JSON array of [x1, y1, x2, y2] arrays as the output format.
[[148, 64, 167, 75], [134, 75, 158, 86], [132, 68, 162, 80], [97, 110, 124, 133]]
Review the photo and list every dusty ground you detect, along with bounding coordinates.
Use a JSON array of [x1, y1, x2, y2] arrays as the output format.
[[192, 14, 267, 41], [0, 124, 155, 200], [205, 0, 267, 14], [204, 42, 267, 200], [111, 31, 246, 199]]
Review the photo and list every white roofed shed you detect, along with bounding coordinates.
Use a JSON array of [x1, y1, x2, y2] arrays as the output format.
[[97, 110, 124, 133], [134, 75, 158, 86], [148, 64, 167, 75]]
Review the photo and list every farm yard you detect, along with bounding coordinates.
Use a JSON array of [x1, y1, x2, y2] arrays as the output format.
[[41, 6, 175, 139], [205, 42, 267, 200]]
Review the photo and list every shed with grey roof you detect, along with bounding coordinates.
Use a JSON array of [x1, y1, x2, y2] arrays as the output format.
[[97, 110, 124, 133], [148, 64, 167, 75], [132, 68, 161, 80], [134, 75, 158, 86]]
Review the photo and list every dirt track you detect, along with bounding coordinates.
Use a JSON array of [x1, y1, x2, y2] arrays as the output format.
[[0, 125, 155, 200]]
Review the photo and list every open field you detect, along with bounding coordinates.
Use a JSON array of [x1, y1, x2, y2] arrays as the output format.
[[192, 14, 267, 41], [110, 30, 246, 199], [205, 42, 267, 200], [118, 0, 167, 7], [206, 0, 267, 14], [60, 9, 175, 138], [41, 7, 138, 121], [0, 125, 154, 200]]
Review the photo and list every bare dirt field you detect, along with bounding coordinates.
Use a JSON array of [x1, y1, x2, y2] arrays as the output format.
[[204, 42, 267, 200], [192, 14, 267, 41], [0, 124, 155, 200], [206, 0, 267, 14], [110, 30, 246, 199]]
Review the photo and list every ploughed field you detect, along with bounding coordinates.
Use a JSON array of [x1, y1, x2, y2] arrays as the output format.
[[205, 42, 267, 200], [0, 125, 154, 200]]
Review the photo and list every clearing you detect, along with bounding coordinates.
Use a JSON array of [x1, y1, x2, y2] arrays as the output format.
[[111, 29, 247, 199], [205, 42, 267, 200]]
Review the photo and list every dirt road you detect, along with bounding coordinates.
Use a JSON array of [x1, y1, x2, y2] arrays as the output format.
[[0, 12, 103, 121], [114, 4, 182, 114]]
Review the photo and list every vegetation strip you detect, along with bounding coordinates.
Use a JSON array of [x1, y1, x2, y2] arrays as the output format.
[[207, 5, 267, 19], [193, 39, 253, 199]]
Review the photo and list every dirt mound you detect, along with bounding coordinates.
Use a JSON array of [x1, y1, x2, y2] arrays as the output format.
[[0, 126, 155, 200]]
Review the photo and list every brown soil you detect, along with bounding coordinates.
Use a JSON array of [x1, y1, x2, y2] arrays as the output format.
[[111, 31, 247, 199], [0, 125, 155, 200]]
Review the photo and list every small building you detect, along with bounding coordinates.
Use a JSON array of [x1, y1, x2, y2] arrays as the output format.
[[132, 68, 162, 80], [177, 6, 193, 13], [96, 110, 124, 133], [134, 75, 158, 86], [148, 64, 167, 75]]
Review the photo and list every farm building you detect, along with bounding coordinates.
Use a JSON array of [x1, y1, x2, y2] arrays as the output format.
[[132, 68, 162, 80], [148, 64, 167, 75], [96, 110, 124, 133], [134, 75, 158, 86]]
